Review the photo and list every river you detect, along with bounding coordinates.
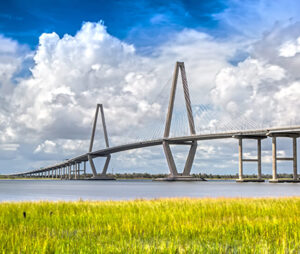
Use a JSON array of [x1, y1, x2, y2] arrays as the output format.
[[0, 179, 300, 201]]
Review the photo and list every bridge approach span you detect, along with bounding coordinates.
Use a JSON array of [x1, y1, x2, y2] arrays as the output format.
[[13, 126, 300, 177]]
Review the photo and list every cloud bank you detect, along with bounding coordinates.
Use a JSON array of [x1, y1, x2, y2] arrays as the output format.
[[1, 19, 300, 175]]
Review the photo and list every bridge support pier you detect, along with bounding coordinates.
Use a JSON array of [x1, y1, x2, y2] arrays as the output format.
[[268, 131, 300, 183], [159, 140, 201, 181], [88, 154, 114, 180], [163, 141, 178, 176], [74, 164, 77, 180], [233, 135, 266, 182], [76, 164, 79, 179], [70, 165, 73, 179], [88, 155, 97, 177], [78, 163, 80, 179], [83, 161, 86, 178]]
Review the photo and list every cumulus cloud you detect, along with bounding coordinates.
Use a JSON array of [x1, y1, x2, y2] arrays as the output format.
[[3, 23, 233, 145], [212, 58, 286, 124], [34, 140, 57, 154], [0, 35, 31, 157], [212, 22, 300, 128], [279, 37, 300, 57], [6, 22, 170, 153]]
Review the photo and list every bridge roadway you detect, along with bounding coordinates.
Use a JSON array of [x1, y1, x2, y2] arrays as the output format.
[[12, 125, 300, 176]]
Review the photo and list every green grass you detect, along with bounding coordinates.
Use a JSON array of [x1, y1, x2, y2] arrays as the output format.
[[0, 198, 300, 253]]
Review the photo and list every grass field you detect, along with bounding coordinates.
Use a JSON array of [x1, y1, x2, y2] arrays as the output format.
[[0, 198, 299, 253]]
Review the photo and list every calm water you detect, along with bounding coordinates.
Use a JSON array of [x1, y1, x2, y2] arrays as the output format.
[[0, 180, 300, 202]]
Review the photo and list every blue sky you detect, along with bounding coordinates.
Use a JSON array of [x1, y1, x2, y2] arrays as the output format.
[[0, 0, 226, 50], [1, 0, 300, 175], [2, 0, 300, 52]]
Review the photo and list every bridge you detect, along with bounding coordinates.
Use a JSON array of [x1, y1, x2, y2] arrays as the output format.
[[10, 62, 300, 182]]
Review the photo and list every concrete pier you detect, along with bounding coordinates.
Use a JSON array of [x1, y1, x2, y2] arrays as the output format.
[[83, 161, 86, 177], [233, 134, 266, 182], [268, 131, 300, 183]]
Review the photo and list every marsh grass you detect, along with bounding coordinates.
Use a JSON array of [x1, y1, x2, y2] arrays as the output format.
[[0, 198, 300, 253]]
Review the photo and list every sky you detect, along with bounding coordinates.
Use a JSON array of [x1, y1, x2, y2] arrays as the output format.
[[1, 0, 300, 175], [0, 0, 225, 52]]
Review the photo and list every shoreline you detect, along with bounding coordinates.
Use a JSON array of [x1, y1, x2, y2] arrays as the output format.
[[1, 196, 300, 204]]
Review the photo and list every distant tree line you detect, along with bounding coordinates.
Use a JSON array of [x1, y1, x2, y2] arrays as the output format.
[[0, 172, 296, 180], [107, 172, 295, 179]]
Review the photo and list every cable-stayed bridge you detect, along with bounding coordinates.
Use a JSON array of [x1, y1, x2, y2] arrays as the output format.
[[11, 62, 300, 182]]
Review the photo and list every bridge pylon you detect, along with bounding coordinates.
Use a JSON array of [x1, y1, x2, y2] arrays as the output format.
[[160, 62, 202, 181], [88, 104, 115, 180]]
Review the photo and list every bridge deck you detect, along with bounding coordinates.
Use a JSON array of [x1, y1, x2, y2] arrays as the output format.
[[11, 126, 300, 176]]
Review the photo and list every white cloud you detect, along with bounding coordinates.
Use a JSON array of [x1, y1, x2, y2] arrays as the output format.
[[34, 139, 89, 156], [34, 140, 57, 154], [9, 22, 233, 147], [279, 37, 300, 57], [211, 22, 300, 129], [211, 58, 286, 125]]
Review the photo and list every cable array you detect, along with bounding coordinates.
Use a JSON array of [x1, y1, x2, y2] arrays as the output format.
[[91, 72, 269, 147]]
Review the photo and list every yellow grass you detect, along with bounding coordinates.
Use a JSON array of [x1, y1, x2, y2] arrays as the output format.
[[0, 197, 300, 253]]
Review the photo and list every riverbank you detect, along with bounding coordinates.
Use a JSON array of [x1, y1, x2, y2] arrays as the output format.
[[0, 198, 299, 253], [1, 172, 296, 180]]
